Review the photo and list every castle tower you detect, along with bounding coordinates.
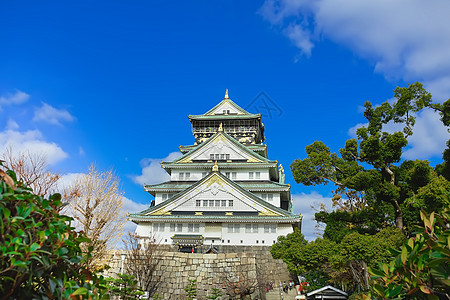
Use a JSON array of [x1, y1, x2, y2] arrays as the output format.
[[129, 91, 301, 252]]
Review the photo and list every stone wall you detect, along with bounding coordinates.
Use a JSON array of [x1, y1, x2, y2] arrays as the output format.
[[105, 246, 292, 299]]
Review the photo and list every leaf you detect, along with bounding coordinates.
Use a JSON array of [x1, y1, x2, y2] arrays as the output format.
[[30, 242, 41, 252], [70, 287, 88, 296], [419, 285, 431, 294], [401, 246, 407, 264]]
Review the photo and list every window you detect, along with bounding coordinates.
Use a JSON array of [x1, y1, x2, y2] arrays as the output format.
[[170, 223, 182, 232], [188, 223, 199, 233], [228, 224, 240, 233], [241, 240, 243, 243], [162, 194, 168, 201], [245, 224, 252, 233], [210, 154, 214, 160], [261, 194, 273, 201], [225, 172, 230, 178], [249, 172, 254, 179], [215, 154, 220, 160], [209, 200, 214, 207], [202, 172, 207, 178], [221, 200, 227, 207], [256, 240, 259, 244], [185, 172, 190, 180], [253, 224, 258, 233], [177, 224, 183, 232], [196, 200, 201, 207], [220, 154, 225, 160], [264, 224, 277, 233], [153, 223, 165, 232], [232, 172, 237, 180], [255, 172, 260, 179], [170, 223, 175, 231], [228, 200, 233, 207], [203, 200, 208, 207], [179, 173, 184, 180], [215, 200, 220, 207], [262, 240, 265, 244], [226, 154, 230, 160]]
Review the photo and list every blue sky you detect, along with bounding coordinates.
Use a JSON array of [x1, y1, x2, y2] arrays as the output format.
[[1, 0, 449, 241]]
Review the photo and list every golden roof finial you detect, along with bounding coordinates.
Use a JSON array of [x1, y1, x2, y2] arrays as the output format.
[[218, 122, 223, 132], [224, 89, 229, 99], [212, 161, 219, 172]]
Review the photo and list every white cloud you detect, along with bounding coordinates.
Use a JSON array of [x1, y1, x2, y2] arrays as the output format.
[[6, 119, 19, 130], [0, 90, 29, 109], [0, 129, 68, 165], [33, 102, 75, 126], [291, 191, 332, 241], [260, 0, 450, 100], [133, 152, 183, 185], [284, 24, 314, 57]]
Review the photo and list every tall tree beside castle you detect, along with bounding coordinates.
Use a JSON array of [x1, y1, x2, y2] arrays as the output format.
[[130, 91, 301, 252]]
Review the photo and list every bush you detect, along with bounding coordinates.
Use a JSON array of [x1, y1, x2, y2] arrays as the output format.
[[0, 165, 108, 299]]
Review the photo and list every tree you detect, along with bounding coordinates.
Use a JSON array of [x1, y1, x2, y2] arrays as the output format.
[[123, 232, 161, 297], [184, 278, 198, 300], [222, 267, 259, 300], [1, 147, 60, 196], [290, 82, 442, 232], [0, 163, 108, 299], [63, 164, 127, 270]]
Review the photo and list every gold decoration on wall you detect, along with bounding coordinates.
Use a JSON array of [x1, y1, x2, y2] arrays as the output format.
[[212, 161, 219, 172], [225, 212, 233, 216], [195, 212, 203, 216], [258, 209, 278, 216]]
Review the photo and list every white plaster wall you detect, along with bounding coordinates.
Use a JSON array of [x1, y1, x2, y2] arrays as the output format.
[[256, 193, 281, 207], [170, 168, 270, 181], [135, 222, 293, 246]]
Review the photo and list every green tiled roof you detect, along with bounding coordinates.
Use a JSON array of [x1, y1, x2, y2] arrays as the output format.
[[189, 114, 260, 120], [129, 214, 300, 222], [131, 170, 296, 220], [145, 180, 289, 192], [166, 130, 273, 165], [203, 97, 252, 115]]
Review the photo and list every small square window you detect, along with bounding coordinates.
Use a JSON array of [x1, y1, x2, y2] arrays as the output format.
[[210, 154, 214, 160], [228, 200, 233, 207], [245, 224, 252, 233], [240, 240, 243, 243], [225, 172, 230, 178], [179, 173, 184, 180], [162, 194, 168, 201], [215, 200, 220, 207], [215, 154, 220, 160], [249, 172, 254, 179], [234, 224, 240, 233], [262, 240, 265, 244], [165, 239, 167, 242], [196, 200, 201, 207], [202, 172, 207, 178], [232, 172, 237, 180], [228, 240, 230, 243], [222, 239, 224, 243], [209, 200, 214, 207], [221, 200, 227, 207], [212, 240, 214, 243], [170, 223, 175, 231], [226, 154, 230, 160], [177, 224, 183, 232], [203, 200, 208, 207], [268, 194, 273, 201], [255, 172, 260, 179], [185, 173, 190, 179], [253, 224, 258, 233], [220, 154, 225, 160], [256, 240, 259, 244]]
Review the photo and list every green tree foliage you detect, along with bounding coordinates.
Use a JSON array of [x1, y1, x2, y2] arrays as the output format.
[[367, 209, 449, 299], [184, 278, 197, 300], [105, 274, 144, 300], [0, 164, 108, 299], [290, 82, 440, 231]]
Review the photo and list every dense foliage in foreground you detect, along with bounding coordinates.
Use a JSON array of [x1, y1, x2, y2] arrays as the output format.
[[0, 164, 109, 299]]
